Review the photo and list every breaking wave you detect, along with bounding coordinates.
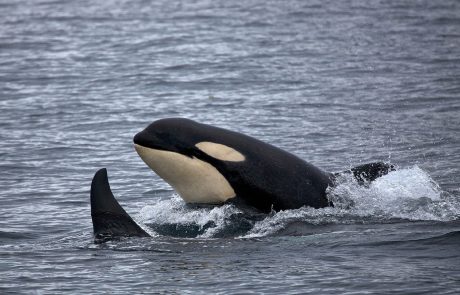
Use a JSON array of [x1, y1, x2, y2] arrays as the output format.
[[138, 166, 459, 238]]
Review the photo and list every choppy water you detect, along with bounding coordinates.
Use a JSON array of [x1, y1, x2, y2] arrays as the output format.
[[1, 0, 460, 294]]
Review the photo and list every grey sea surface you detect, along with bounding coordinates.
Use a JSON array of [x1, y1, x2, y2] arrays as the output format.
[[1, 0, 460, 294]]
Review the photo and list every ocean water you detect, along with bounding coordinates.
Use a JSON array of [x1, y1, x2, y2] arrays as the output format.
[[1, 0, 460, 294]]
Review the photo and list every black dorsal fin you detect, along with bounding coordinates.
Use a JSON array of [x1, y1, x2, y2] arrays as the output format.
[[90, 168, 150, 243], [333, 162, 396, 184]]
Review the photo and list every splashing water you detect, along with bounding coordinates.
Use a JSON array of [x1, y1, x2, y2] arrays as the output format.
[[138, 167, 459, 238], [139, 196, 256, 238], [328, 166, 457, 220]]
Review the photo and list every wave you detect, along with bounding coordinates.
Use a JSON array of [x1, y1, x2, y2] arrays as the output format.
[[0, 231, 36, 241], [365, 230, 460, 247], [138, 166, 459, 238]]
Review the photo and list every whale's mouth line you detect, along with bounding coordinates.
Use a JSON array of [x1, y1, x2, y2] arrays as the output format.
[[133, 143, 197, 161], [133, 131, 173, 153], [133, 142, 171, 153], [133, 143, 181, 160], [132, 132, 180, 155]]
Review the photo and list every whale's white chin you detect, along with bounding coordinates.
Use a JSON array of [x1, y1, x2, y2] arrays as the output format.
[[134, 144, 236, 204]]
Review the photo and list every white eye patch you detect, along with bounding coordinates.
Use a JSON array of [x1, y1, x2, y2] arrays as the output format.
[[195, 142, 245, 162]]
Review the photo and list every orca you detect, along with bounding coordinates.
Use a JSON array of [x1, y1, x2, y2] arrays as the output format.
[[90, 118, 394, 242], [133, 118, 394, 213]]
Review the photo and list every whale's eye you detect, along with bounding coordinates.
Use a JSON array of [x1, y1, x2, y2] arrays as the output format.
[[195, 142, 245, 162]]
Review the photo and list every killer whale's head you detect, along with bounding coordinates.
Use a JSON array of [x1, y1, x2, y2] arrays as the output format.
[[133, 118, 246, 204]]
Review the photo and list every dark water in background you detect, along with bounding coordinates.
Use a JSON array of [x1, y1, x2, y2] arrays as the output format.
[[1, 0, 460, 293]]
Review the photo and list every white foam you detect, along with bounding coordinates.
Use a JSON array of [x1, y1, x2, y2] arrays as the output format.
[[244, 166, 459, 238], [139, 194, 242, 238]]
